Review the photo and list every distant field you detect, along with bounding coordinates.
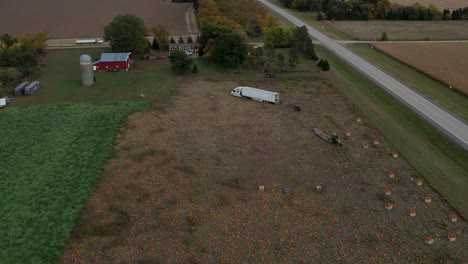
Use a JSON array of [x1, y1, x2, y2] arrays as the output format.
[[373, 42, 468, 95], [327, 20, 468, 40], [391, 0, 468, 10], [0, 0, 196, 38]]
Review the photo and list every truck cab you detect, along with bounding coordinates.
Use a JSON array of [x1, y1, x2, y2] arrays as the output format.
[[230, 87, 242, 98]]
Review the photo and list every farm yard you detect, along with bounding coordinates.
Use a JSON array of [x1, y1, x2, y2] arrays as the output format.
[[326, 20, 468, 40], [0, 0, 197, 38], [60, 77, 468, 263], [391, 0, 468, 10], [372, 42, 468, 96]]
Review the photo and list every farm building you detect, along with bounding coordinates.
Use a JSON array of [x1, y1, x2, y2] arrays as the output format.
[[169, 43, 199, 54], [93, 53, 132, 71]]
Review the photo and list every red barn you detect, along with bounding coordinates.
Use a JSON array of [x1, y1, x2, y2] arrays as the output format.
[[93, 52, 132, 71]]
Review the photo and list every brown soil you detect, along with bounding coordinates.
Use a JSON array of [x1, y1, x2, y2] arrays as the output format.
[[0, 0, 195, 38], [61, 76, 467, 263], [373, 42, 468, 95], [391, 0, 468, 10]]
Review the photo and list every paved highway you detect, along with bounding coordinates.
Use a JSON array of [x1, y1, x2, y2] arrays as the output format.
[[259, 0, 468, 151]]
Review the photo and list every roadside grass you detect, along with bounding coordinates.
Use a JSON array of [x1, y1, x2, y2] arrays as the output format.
[[13, 48, 181, 107], [0, 102, 148, 264], [267, 0, 353, 40], [348, 43, 468, 120], [315, 45, 468, 218]]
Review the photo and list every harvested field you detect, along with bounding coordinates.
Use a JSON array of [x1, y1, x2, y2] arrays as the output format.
[[327, 20, 468, 40], [0, 0, 197, 38], [373, 42, 468, 95], [61, 77, 467, 263], [391, 0, 468, 10]]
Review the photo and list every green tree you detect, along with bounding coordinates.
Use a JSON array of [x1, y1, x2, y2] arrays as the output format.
[[198, 25, 233, 56], [0, 33, 17, 49], [192, 63, 199, 73], [178, 36, 185, 43], [152, 25, 170, 50], [169, 50, 193, 73], [151, 37, 159, 50], [288, 47, 298, 68], [170, 37, 176, 43], [276, 53, 286, 68], [293, 26, 318, 60], [264, 43, 276, 71], [264, 26, 292, 48], [210, 32, 247, 68], [187, 35, 194, 43], [104, 14, 148, 54], [381, 32, 388, 41]]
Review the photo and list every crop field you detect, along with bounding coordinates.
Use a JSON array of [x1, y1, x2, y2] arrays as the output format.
[[0, 102, 148, 263], [327, 20, 468, 40], [0, 0, 197, 38], [372, 42, 468, 95], [60, 75, 467, 263], [391, 0, 468, 10]]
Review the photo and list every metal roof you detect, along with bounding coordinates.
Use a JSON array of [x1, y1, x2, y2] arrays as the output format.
[[98, 52, 131, 62]]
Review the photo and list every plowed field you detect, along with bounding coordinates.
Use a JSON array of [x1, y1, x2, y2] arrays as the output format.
[[0, 0, 196, 38], [61, 77, 467, 263], [391, 0, 468, 10]]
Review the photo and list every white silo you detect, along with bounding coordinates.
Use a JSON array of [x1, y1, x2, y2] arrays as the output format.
[[80, 54, 94, 86]]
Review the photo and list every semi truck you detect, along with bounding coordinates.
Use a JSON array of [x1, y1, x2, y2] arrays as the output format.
[[230, 86, 281, 104], [75, 39, 104, 45]]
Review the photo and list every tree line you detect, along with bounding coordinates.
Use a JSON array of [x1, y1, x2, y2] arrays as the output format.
[[0, 32, 47, 95], [280, 0, 468, 21]]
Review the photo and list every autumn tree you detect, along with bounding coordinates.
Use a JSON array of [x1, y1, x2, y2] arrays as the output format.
[[104, 14, 148, 54], [152, 25, 170, 50], [0, 34, 17, 49], [210, 32, 247, 68]]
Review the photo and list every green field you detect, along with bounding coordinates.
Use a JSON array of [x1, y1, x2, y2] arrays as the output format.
[[315, 45, 468, 218], [0, 102, 148, 263], [13, 48, 181, 106], [348, 43, 468, 120]]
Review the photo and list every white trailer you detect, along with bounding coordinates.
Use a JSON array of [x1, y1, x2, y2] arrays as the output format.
[[0, 97, 11, 108], [75, 39, 104, 45], [230, 86, 281, 104]]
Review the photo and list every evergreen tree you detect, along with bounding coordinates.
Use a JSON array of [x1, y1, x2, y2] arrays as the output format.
[[381, 32, 388, 41], [170, 36, 176, 43], [276, 53, 286, 68], [322, 60, 330, 71], [196, 34, 200, 43], [187, 35, 193, 43], [178, 36, 185, 43], [192, 63, 199, 73]]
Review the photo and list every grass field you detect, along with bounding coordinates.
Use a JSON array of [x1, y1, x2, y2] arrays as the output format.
[[13, 48, 181, 107], [372, 42, 468, 96], [327, 20, 468, 40], [316, 45, 468, 218], [348, 43, 468, 119], [0, 102, 148, 263]]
